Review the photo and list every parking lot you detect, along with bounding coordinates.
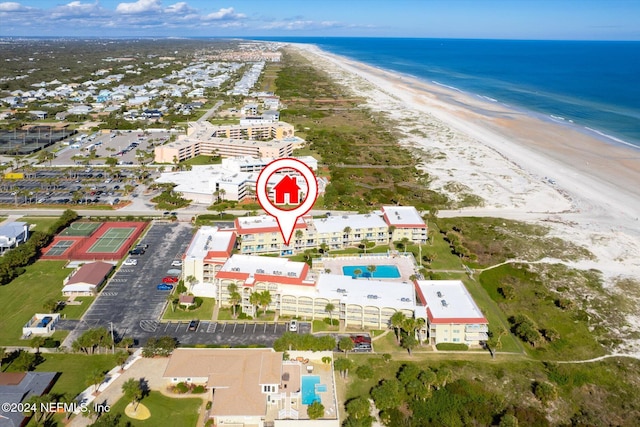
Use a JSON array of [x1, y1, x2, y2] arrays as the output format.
[[63, 221, 193, 346], [51, 130, 170, 167], [61, 221, 301, 348], [0, 165, 152, 206]]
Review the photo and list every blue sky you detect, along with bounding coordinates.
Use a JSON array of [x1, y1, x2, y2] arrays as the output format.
[[0, 0, 638, 40]]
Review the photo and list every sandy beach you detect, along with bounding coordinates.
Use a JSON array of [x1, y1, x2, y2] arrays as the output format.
[[291, 43, 640, 354]]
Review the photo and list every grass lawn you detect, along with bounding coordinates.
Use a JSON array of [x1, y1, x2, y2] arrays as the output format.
[[479, 264, 606, 360], [22, 216, 61, 234], [3, 353, 118, 397], [0, 260, 73, 346], [106, 391, 202, 427], [59, 296, 95, 319], [178, 155, 221, 166], [312, 319, 339, 332], [163, 297, 215, 321]]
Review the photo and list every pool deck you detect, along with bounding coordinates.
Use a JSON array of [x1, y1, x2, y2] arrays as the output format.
[[265, 351, 338, 422], [317, 253, 417, 282]]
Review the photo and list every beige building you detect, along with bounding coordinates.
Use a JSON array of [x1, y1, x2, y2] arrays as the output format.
[[415, 280, 489, 346], [381, 205, 428, 243], [154, 120, 296, 163], [163, 348, 339, 426], [236, 213, 390, 256], [236, 208, 424, 255]]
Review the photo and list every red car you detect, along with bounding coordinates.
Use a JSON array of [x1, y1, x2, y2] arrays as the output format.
[[350, 335, 372, 344], [162, 276, 179, 283]]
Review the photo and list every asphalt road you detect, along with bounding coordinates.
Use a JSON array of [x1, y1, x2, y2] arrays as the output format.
[[60, 221, 303, 348], [63, 221, 192, 346]]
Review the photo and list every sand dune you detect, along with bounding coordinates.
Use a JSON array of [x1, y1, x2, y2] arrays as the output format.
[[292, 43, 640, 353]]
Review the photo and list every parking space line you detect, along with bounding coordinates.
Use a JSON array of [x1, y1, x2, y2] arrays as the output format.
[[274, 323, 278, 333], [164, 322, 170, 332], [196, 322, 202, 332], [243, 323, 247, 333], [253, 323, 257, 333], [175, 322, 181, 333], [264, 323, 267, 333], [233, 323, 237, 333], [207, 323, 217, 333]]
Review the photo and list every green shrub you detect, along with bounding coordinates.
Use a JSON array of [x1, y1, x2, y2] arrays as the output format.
[[435, 343, 469, 351], [356, 364, 374, 379], [175, 382, 189, 393], [192, 385, 206, 394]]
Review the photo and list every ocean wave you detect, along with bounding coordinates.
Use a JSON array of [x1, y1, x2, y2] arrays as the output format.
[[550, 114, 566, 121], [584, 127, 639, 149], [477, 95, 498, 102], [432, 80, 462, 92]]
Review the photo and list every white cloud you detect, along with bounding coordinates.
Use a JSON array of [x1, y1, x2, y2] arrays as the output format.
[[0, 2, 29, 12], [115, 0, 162, 14], [51, 1, 104, 18], [202, 7, 245, 21], [164, 2, 194, 15]]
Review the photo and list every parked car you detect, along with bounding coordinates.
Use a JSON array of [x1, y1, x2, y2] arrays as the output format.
[[136, 243, 149, 249], [188, 320, 199, 331], [162, 276, 179, 283], [170, 260, 183, 267], [289, 320, 298, 332], [129, 248, 145, 255], [350, 335, 372, 344], [156, 283, 174, 291], [353, 343, 372, 352], [123, 258, 138, 266]]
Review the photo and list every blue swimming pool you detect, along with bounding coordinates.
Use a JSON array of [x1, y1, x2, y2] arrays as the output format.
[[342, 265, 401, 279], [301, 375, 321, 405]]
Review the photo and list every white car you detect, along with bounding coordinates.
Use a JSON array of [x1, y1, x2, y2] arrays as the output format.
[[123, 258, 138, 266], [171, 260, 183, 267], [289, 320, 298, 332]]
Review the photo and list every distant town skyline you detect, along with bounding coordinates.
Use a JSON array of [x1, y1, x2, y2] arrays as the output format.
[[0, 0, 638, 40]]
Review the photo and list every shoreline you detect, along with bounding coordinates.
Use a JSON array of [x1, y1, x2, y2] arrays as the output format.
[[289, 42, 640, 354], [292, 42, 640, 217]]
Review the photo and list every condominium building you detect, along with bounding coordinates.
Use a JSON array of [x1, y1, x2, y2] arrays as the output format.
[[155, 156, 320, 203], [182, 226, 236, 297], [415, 280, 489, 346], [236, 207, 424, 255], [381, 205, 428, 243], [154, 120, 296, 163]]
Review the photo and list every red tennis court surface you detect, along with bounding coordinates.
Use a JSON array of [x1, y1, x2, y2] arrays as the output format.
[[42, 222, 147, 261]]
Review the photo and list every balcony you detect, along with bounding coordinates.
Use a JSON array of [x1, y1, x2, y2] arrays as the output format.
[[465, 325, 489, 333]]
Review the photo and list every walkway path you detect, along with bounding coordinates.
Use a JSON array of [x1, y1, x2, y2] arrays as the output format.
[[196, 100, 224, 123]]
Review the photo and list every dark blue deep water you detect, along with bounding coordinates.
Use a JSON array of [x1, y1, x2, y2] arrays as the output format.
[[253, 37, 640, 148]]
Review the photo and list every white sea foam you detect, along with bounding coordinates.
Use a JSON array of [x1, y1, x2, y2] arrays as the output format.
[[584, 127, 639, 149], [432, 80, 462, 92]]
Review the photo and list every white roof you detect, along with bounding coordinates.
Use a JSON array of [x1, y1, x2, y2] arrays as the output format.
[[0, 221, 27, 238], [315, 274, 416, 309], [312, 214, 387, 234], [220, 254, 306, 278], [382, 206, 425, 227], [185, 226, 235, 260], [237, 215, 306, 231], [416, 280, 487, 322], [62, 283, 96, 293]]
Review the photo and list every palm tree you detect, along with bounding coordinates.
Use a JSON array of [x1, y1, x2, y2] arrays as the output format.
[[218, 188, 226, 202], [360, 238, 370, 253], [259, 290, 272, 317], [249, 292, 261, 317], [416, 318, 426, 345], [185, 275, 197, 293], [122, 378, 143, 411], [390, 311, 406, 343], [295, 229, 304, 248], [167, 293, 177, 312], [366, 264, 377, 279], [86, 369, 105, 394], [342, 226, 351, 243], [229, 290, 242, 319], [30, 336, 46, 357], [403, 317, 418, 340], [353, 268, 362, 278], [325, 302, 336, 326]]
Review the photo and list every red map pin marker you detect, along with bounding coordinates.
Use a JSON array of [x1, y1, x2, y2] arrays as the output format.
[[256, 158, 318, 246]]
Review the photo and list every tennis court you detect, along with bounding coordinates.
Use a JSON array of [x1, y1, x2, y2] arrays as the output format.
[[60, 222, 101, 237], [45, 239, 76, 256], [86, 227, 136, 253]]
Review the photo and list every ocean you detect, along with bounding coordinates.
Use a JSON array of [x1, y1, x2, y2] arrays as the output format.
[[254, 37, 640, 149]]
